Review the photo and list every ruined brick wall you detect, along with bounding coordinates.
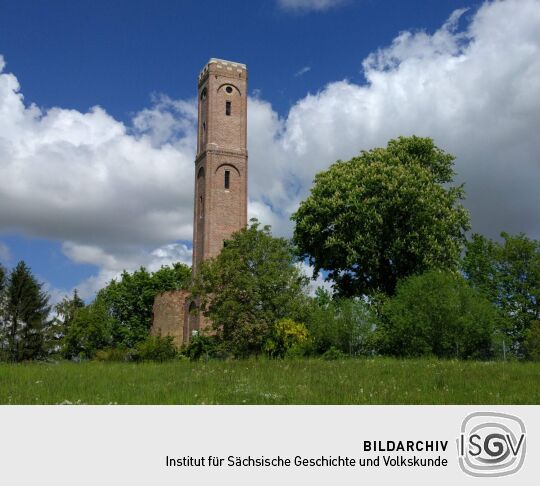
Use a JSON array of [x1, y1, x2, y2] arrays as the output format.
[[151, 290, 190, 346]]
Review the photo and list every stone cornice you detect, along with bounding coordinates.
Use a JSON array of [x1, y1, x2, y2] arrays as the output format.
[[195, 148, 248, 165]]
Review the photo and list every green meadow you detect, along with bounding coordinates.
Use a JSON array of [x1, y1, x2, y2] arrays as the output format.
[[1, 358, 539, 405]]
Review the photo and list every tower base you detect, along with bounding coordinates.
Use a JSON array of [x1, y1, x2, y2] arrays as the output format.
[[151, 290, 206, 347]]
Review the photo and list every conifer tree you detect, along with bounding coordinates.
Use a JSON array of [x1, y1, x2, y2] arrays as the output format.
[[5, 261, 50, 362]]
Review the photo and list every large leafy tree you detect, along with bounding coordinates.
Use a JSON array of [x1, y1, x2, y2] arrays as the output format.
[[192, 219, 309, 357], [463, 232, 540, 357], [292, 136, 470, 297], [3, 261, 50, 362]]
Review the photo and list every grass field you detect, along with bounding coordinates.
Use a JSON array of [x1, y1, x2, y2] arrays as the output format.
[[1, 358, 539, 405]]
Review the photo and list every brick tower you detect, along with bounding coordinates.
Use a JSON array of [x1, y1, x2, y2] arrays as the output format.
[[151, 58, 248, 345], [192, 58, 248, 272]]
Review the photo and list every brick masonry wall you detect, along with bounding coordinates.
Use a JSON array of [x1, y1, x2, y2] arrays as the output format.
[[193, 59, 248, 272], [151, 290, 190, 346]]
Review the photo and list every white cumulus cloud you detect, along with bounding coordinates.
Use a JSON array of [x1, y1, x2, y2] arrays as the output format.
[[1, 0, 540, 299], [61, 241, 193, 298], [0, 59, 196, 296], [251, 0, 540, 242]]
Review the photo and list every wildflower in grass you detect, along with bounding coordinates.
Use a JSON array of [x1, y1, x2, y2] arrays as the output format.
[[261, 392, 281, 400]]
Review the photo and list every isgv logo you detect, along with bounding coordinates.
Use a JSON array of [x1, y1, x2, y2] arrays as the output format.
[[457, 412, 526, 477]]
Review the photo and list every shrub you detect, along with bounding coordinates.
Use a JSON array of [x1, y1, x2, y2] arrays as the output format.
[[306, 294, 375, 356], [94, 348, 131, 362], [524, 321, 540, 361], [183, 332, 227, 361], [376, 270, 499, 359], [264, 318, 309, 358], [322, 346, 346, 360], [133, 335, 177, 362]]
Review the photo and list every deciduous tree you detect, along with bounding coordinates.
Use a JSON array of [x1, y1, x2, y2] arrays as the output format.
[[292, 136, 470, 297], [463, 232, 540, 357], [97, 262, 191, 347], [62, 299, 114, 359], [376, 270, 498, 359], [192, 220, 309, 357], [305, 291, 375, 356], [62, 263, 191, 357]]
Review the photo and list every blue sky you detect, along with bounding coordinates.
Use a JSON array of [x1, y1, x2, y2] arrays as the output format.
[[2, 0, 472, 120], [1, 0, 539, 301]]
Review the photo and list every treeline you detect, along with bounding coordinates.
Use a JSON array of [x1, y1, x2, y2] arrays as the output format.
[[0, 262, 191, 362], [185, 136, 539, 361], [186, 222, 540, 361], [1, 228, 538, 363], [1, 136, 539, 362]]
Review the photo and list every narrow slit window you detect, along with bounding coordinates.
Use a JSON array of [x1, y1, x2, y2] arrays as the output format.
[[225, 101, 231, 116], [224, 170, 230, 189], [199, 195, 204, 218]]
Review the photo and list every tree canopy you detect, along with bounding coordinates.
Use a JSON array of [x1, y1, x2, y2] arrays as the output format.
[[96, 262, 191, 348], [62, 263, 191, 357], [292, 136, 470, 297], [192, 219, 309, 357], [463, 232, 540, 357]]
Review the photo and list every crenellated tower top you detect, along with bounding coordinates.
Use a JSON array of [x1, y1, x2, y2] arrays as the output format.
[[198, 58, 248, 85]]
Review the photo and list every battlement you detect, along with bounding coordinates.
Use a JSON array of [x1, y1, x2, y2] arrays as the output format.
[[198, 58, 247, 83]]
